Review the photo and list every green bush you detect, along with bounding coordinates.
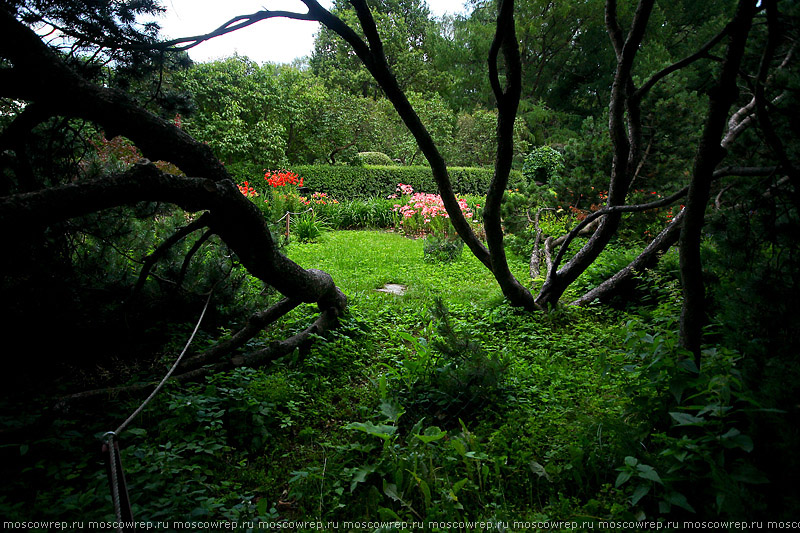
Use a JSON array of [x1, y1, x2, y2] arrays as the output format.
[[291, 211, 327, 243], [522, 145, 565, 185], [320, 197, 396, 229], [379, 300, 512, 429], [356, 151, 396, 166], [423, 235, 465, 263], [291, 165, 524, 200]]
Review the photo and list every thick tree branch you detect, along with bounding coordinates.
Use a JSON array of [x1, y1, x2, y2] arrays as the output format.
[[535, 0, 655, 308], [0, 10, 226, 181], [551, 165, 776, 276], [0, 163, 343, 308], [0, 11, 346, 316], [551, 186, 690, 275], [604, 0, 625, 59], [56, 299, 333, 406], [571, 209, 686, 306], [180, 298, 301, 371]]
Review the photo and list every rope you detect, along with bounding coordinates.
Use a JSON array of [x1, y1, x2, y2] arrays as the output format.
[[104, 432, 123, 531], [102, 291, 214, 528], [275, 207, 313, 223], [114, 291, 213, 435]]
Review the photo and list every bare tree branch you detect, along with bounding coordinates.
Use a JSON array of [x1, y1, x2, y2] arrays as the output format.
[[180, 298, 301, 371], [549, 165, 776, 281], [535, 0, 655, 308], [634, 25, 730, 102], [157, 10, 315, 52], [752, 2, 800, 208], [175, 229, 215, 292]]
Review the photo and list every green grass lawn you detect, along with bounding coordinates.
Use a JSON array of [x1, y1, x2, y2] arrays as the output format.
[[287, 229, 519, 307]]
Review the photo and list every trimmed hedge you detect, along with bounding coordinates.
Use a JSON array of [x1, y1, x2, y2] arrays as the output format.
[[290, 165, 525, 200], [356, 152, 396, 166]]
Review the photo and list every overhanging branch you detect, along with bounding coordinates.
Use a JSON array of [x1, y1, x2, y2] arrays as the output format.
[[157, 10, 316, 52]]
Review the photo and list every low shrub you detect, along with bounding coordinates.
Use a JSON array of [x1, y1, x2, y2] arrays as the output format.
[[423, 235, 465, 263], [322, 197, 396, 229], [291, 211, 328, 243], [391, 183, 479, 238], [615, 322, 766, 518], [356, 151, 396, 166], [522, 145, 565, 185]]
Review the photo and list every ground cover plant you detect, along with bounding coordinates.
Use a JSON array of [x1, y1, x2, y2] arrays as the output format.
[[0, 229, 647, 528], [0, 223, 782, 529]]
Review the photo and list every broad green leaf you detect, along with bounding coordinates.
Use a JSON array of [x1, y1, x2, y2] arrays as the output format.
[[631, 483, 650, 505], [382, 481, 401, 502], [379, 399, 404, 423], [350, 465, 375, 493], [669, 412, 705, 426], [665, 491, 696, 513], [678, 358, 700, 374], [415, 426, 446, 443], [615, 471, 632, 488], [257, 498, 268, 516], [452, 478, 469, 495], [721, 428, 754, 452], [636, 464, 663, 484], [344, 421, 397, 440]]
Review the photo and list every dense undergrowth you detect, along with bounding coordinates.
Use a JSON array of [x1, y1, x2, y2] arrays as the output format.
[[2, 225, 789, 532]]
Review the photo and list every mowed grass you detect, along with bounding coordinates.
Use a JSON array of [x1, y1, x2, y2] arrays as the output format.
[[286, 229, 531, 309]]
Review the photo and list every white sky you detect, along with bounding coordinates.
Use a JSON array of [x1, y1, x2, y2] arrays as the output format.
[[155, 0, 470, 65]]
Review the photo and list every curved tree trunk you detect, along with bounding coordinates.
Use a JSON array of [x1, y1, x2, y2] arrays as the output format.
[[678, 0, 756, 360], [533, 0, 655, 308]]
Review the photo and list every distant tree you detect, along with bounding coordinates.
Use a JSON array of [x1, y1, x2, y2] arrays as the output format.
[[177, 56, 288, 174], [310, 0, 445, 98]]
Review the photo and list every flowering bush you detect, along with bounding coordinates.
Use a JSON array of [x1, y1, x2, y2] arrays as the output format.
[[259, 169, 305, 222], [391, 183, 477, 237], [300, 192, 338, 206], [265, 169, 303, 189], [238, 181, 258, 197]]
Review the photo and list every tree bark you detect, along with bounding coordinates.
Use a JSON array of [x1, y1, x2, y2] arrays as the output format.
[[483, 0, 538, 310], [678, 0, 756, 360], [571, 210, 685, 306], [534, 0, 655, 308]]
